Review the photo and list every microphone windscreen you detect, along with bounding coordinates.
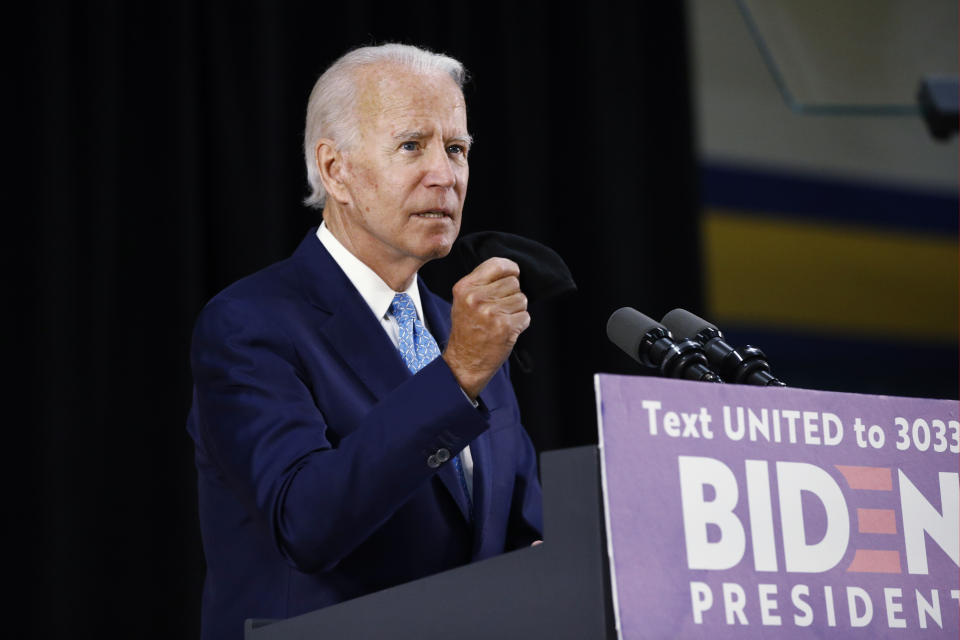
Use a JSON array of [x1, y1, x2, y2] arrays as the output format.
[[607, 307, 663, 363], [661, 308, 716, 339]]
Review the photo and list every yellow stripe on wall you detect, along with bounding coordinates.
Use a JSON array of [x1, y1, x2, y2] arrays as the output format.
[[703, 210, 959, 341]]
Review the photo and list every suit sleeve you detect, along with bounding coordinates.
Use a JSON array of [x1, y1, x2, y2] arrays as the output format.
[[190, 296, 491, 573]]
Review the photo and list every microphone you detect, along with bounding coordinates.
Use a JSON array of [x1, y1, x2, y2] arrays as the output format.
[[606, 307, 721, 383], [660, 308, 786, 387]]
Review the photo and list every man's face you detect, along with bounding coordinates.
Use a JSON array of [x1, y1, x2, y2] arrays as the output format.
[[335, 65, 470, 272]]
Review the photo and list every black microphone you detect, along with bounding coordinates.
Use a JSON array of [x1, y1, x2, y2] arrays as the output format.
[[661, 308, 786, 387], [606, 307, 722, 383]]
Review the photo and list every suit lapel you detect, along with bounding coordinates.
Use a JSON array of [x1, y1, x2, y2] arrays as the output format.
[[319, 296, 411, 401], [294, 230, 411, 401], [467, 425, 493, 551]]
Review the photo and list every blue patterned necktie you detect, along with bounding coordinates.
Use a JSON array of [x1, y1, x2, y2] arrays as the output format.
[[390, 293, 472, 513], [390, 293, 441, 374]]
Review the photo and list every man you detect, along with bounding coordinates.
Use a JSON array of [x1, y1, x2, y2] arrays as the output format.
[[186, 43, 543, 639]]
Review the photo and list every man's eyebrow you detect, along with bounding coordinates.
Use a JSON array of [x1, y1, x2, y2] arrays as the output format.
[[450, 133, 473, 147], [392, 130, 473, 146], [393, 129, 427, 140]]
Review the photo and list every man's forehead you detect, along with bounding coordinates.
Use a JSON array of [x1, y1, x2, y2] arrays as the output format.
[[353, 64, 467, 127]]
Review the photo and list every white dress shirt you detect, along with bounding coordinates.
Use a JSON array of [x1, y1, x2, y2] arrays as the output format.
[[317, 222, 474, 497]]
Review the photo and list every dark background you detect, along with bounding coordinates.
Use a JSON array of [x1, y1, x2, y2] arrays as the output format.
[[17, 2, 698, 635], [14, 2, 954, 637]]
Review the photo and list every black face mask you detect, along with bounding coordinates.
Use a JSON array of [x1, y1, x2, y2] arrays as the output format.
[[424, 231, 577, 374], [430, 231, 577, 305]]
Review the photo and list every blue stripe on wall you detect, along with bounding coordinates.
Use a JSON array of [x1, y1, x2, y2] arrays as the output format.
[[701, 163, 959, 234]]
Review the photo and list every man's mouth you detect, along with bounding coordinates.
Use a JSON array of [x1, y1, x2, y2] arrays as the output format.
[[413, 210, 450, 219]]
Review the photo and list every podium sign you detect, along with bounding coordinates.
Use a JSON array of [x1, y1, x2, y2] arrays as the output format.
[[595, 375, 959, 638]]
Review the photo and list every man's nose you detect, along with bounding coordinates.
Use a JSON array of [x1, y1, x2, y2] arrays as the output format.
[[423, 144, 457, 188]]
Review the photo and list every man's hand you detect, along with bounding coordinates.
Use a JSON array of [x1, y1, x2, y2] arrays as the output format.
[[442, 258, 530, 400]]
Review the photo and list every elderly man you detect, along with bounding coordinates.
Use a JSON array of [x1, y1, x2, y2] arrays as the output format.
[[186, 44, 543, 639]]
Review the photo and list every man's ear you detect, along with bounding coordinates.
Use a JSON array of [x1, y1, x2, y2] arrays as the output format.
[[315, 139, 351, 204]]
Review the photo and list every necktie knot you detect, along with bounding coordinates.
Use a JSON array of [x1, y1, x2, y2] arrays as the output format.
[[390, 293, 418, 325]]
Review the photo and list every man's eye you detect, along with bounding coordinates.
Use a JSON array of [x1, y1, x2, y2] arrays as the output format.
[[400, 141, 419, 152], [447, 144, 466, 156]]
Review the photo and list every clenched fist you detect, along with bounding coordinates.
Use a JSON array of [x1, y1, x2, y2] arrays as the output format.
[[442, 257, 530, 400]]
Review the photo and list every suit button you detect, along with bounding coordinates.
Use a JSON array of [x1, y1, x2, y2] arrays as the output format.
[[435, 448, 451, 463], [427, 454, 440, 469]]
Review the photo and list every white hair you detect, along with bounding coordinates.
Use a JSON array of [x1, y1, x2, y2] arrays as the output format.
[[303, 43, 467, 209]]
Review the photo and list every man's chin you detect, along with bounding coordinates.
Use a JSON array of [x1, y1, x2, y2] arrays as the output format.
[[415, 232, 458, 262], [421, 241, 455, 262]]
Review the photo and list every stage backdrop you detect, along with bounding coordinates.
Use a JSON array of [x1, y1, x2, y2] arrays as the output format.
[[14, 3, 697, 637]]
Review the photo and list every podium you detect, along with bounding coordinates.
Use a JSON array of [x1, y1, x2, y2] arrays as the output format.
[[246, 446, 617, 639]]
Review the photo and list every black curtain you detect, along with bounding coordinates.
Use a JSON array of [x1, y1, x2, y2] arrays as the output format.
[[17, 2, 698, 636]]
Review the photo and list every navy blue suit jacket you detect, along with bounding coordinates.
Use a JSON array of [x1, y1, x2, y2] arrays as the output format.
[[186, 229, 543, 639]]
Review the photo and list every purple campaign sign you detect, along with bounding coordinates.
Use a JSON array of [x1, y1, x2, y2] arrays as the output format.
[[595, 374, 959, 639]]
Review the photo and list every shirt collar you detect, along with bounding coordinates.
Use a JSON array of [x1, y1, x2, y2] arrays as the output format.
[[317, 221, 425, 323]]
